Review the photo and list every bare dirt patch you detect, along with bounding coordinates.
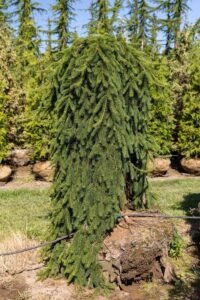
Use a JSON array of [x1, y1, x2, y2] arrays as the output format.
[[0, 275, 28, 300], [149, 167, 200, 181], [0, 223, 199, 300], [0, 180, 51, 190]]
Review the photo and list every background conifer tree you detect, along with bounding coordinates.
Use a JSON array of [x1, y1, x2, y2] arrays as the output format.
[[0, 2, 9, 160], [127, 0, 139, 44], [149, 55, 174, 155], [127, 0, 154, 50], [173, 0, 190, 49], [46, 18, 53, 56], [149, 13, 159, 53], [94, 0, 110, 32], [87, 0, 98, 34], [154, 0, 189, 53], [178, 43, 200, 158], [9, 0, 52, 158], [177, 26, 200, 158], [52, 0, 75, 50], [137, 0, 153, 49], [154, 0, 174, 52], [0, 0, 10, 23], [22, 51, 54, 160], [11, 0, 43, 80], [87, 0, 122, 34], [0, 7, 21, 160], [169, 26, 191, 151]]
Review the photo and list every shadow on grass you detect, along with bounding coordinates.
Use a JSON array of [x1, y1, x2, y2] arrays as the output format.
[[181, 193, 200, 213], [169, 193, 200, 300]]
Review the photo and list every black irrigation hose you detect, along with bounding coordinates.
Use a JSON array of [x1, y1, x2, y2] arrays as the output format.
[[1, 213, 200, 257], [119, 213, 200, 220], [0, 233, 73, 257]]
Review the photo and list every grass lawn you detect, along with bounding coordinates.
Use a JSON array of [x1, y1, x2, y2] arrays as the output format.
[[0, 179, 200, 241], [0, 189, 50, 241], [150, 178, 200, 216]]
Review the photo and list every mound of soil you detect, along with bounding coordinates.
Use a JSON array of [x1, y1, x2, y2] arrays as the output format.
[[99, 210, 175, 286]]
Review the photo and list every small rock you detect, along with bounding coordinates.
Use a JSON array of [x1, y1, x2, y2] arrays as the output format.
[[8, 149, 32, 166], [0, 165, 12, 182], [32, 161, 54, 182], [147, 158, 171, 176], [181, 158, 200, 175]]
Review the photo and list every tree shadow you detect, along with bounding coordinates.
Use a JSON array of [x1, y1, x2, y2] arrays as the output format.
[[169, 193, 200, 300]]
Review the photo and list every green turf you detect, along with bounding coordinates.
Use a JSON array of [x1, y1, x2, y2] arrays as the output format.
[[150, 178, 200, 216], [0, 189, 50, 241], [0, 179, 200, 241]]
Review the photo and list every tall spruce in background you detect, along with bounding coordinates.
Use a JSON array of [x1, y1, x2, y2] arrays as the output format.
[[178, 41, 200, 158], [23, 53, 54, 160], [10, 0, 51, 157], [18, 7, 55, 160], [155, 0, 189, 52], [46, 18, 53, 56], [52, 0, 75, 50], [128, 0, 153, 49], [0, 1, 21, 160], [137, 0, 153, 49], [87, 0, 110, 33], [173, 0, 190, 49], [154, 0, 174, 52], [0, 0, 10, 23], [149, 56, 174, 155], [176, 25, 200, 158], [138, 4, 174, 157], [42, 32, 152, 286], [127, 0, 139, 43], [169, 26, 191, 151], [149, 13, 159, 53], [87, 0, 97, 33], [11, 0, 43, 53], [87, 0, 122, 34], [22, 17, 55, 160], [95, 0, 110, 32], [0, 1, 10, 160], [10, 0, 42, 85]]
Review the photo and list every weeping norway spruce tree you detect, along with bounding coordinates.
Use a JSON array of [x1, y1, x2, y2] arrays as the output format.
[[43, 0, 152, 288]]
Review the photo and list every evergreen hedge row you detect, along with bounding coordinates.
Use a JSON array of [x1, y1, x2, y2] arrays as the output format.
[[177, 43, 200, 158], [149, 56, 174, 156], [0, 0, 200, 165], [0, 26, 21, 162], [0, 27, 199, 163]]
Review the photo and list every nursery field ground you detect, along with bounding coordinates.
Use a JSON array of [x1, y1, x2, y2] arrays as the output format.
[[0, 178, 200, 241], [0, 179, 200, 299]]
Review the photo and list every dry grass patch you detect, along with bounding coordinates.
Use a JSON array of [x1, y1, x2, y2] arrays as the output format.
[[0, 232, 40, 276]]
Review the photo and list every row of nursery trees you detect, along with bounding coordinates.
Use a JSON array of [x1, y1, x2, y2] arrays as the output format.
[[0, 0, 199, 162]]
